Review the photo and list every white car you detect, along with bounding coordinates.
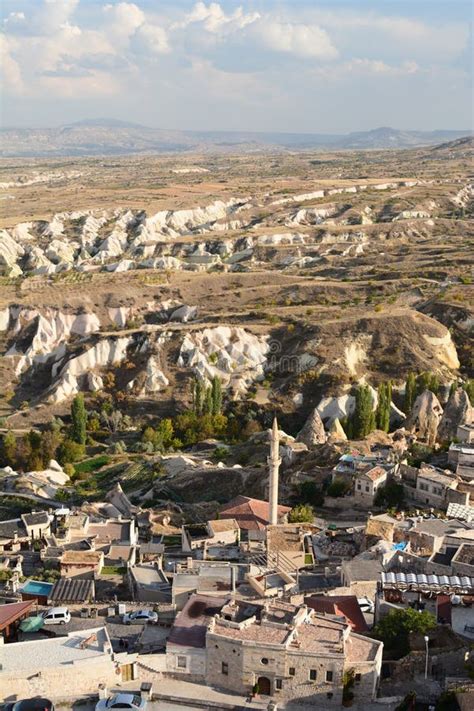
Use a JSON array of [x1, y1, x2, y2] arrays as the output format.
[[96, 694, 146, 711], [122, 609, 158, 625], [41, 607, 71, 625], [357, 597, 375, 614]]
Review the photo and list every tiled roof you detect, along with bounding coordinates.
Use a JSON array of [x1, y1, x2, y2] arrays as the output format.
[[220, 496, 290, 531], [50, 577, 94, 603], [0, 600, 34, 631], [357, 466, 387, 482], [168, 593, 228, 648], [345, 632, 380, 662], [305, 595, 368, 633]]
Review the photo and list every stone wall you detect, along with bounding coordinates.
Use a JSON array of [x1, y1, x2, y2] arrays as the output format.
[[166, 643, 206, 678], [1, 657, 119, 701], [205, 631, 382, 706]]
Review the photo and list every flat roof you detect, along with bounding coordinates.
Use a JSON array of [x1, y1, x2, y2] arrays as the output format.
[[0, 627, 111, 672], [168, 593, 227, 648], [61, 550, 103, 565]]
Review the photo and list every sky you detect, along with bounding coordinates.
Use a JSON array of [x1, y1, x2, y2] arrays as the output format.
[[0, 0, 472, 133]]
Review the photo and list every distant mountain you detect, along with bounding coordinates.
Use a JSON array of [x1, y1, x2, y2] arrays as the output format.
[[0, 119, 471, 157]]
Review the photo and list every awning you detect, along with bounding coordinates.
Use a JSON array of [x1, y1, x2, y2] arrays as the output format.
[[19, 615, 45, 633]]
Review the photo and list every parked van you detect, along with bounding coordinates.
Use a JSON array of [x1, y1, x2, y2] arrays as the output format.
[[41, 607, 71, 625]]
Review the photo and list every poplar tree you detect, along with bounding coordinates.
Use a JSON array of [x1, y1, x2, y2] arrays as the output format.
[[376, 381, 391, 432], [203, 386, 213, 416], [193, 378, 204, 415], [71, 393, 87, 445], [351, 385, 375, 439], [405, 372, 416, 413], [211, 376, 222, 415]]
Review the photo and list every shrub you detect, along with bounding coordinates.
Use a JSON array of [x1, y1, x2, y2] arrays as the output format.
[[288, 503, 313, 523], [327, 478, 351, 498], [374, 608, 436, 658]]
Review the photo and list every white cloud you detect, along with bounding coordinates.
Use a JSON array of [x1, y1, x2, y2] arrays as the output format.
[[178, 2, 260, 34], [257, 21, 338, 60], [0, 35, 25, 93], [0, 0, 470, 130], [131, 24, 169, 55]]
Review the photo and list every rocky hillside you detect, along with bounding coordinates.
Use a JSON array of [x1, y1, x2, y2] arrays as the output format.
[[0, 143, 472, 430]]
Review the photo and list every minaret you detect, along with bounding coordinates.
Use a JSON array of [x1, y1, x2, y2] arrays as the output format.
[[267, 417, 281, 526]]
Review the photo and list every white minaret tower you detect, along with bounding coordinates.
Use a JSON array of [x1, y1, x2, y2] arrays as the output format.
[[267, 417, 281, 526]]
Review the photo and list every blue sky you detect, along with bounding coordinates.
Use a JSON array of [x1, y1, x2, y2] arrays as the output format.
[[1, 0, 472, 132]]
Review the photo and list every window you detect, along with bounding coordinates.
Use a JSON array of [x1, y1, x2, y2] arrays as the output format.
[[357, 482, 361, 490], [177, 656, 187, 669], [355, 673, 361, 683], [275, 679, 283, 690], [365, 485, 370, 493], [221, 662, 229, 675], [289, 667, 296, 677], [327, 693, 334, 699], [326, 671, 333, 682], [309, 669, 317, 681], [261, 657, 269, 665]]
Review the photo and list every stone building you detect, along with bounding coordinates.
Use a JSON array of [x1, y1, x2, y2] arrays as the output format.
[[354, 466, 387, 504], [205, 599, 383, 705]]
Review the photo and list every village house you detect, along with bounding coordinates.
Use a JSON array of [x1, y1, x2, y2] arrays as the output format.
[[0, 513, 52, 552], [166, 593, 228, 678], [205, 598, 383, 704], [59, 550, 104, 579], [0, 626, 135, 698], [128, 563, 170, 602], [456, 424, 474, 444], [219, 496, 291, 539], [354, 466, 388, 504], [449, 443, 474, 481], [181, 518, 240, 555], [413, 466, 458, 508]]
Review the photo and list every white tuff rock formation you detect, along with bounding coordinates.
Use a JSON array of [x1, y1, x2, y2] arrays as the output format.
[[406, 390, 443, 445], [437, 388, 472, 442], [296, 409, 327, 447]]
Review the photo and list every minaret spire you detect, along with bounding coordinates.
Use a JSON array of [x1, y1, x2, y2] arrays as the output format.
[[267, 416, 281, 526]]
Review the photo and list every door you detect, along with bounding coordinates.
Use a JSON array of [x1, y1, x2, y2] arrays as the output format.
[[121, 663, 134, 682], [257, 677, 271, 696]]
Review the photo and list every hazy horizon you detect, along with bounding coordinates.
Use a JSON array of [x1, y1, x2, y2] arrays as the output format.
[[1, 1, 472, 133]]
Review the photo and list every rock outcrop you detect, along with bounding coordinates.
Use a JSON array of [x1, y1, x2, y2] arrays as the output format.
[[296, 409, 327, 447], [406, 390, 443, 445], [437, 387, 472, 442], [328, 418, 348, 442]]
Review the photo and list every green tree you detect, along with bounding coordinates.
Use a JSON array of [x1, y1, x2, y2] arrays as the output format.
[[71, 393, 87, 445], [351, 385, 375, 439], [463, 379, 474, 403], [404, 372, 416, 414], [375, 381, 392, 432], [415, 371, 439, 397], [374, 608, 436, 658], [193, 378, 204, 415], [374, 481, 405, 509], [327, 477, 351, 498], [211, 376, 222, 416], [57, 438, 85, 465], [288, 503, 313, 523], [299, 481, 324, 507], [1, 431, 17, 467], [203, 386, 213, 416]]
